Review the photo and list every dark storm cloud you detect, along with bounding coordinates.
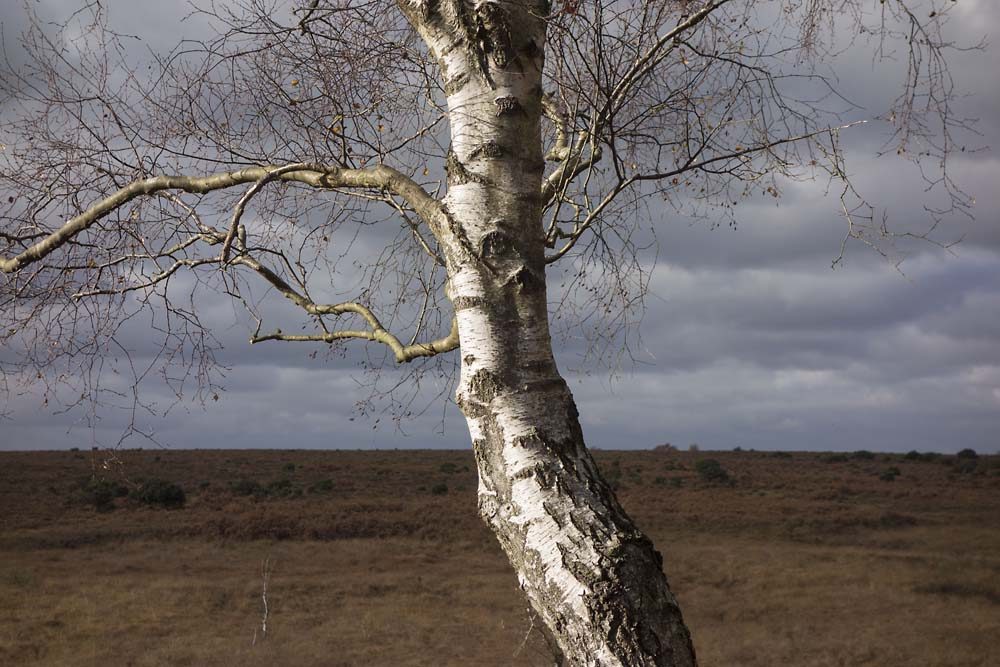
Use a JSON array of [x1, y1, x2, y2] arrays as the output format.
[[2, 1, 998, 453], [568, 241, 1000, 452]]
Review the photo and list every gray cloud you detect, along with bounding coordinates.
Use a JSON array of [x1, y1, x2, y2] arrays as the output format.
[[2, 1, 998, 454]]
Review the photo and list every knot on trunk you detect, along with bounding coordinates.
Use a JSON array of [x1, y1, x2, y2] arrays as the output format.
[[479, 229, 515, 259], [453, 295, 488, 311], [444, 71, 470, 97], [478, 488, 501, 519], [476, 2, 513, 69], [507, 266, 543, 293], [446, 147, 487, 186], [469, 139, 504, 160], [468, 368, 505, 403], [494, 95, 522, 116], [511, 427, 547, 450]]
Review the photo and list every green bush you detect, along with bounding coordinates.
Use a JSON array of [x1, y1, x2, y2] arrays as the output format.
[[956, 448, 978, 459], [904, 450, 942, 463], [282, 462, 296, 472], [603, 459, 625, 490], [131, 478, 186, 509], [851, 450, 875, 460], [439, 463, 458, 474], [229, 479, 262, 496], [879, 467, 901, 482], [821, 454, 849, 464], [308, 479, 334, 494], [430, 482, 449, 495], [954, 459, 978, 475], [264, 478, 299, 498], [695, 459, 730, 484], [229, 478, 303, 498], [83, 478, 129, 512]]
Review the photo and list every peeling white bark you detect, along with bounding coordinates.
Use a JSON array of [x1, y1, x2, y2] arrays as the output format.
[[400, 2, 697, 664]]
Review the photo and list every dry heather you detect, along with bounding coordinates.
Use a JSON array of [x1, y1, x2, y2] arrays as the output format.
[[1, 448, 998, 666]]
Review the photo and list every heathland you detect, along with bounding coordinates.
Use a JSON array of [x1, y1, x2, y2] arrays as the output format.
[[1, 447, 997, 666]]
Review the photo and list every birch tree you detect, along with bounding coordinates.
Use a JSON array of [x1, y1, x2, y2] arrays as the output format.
[[0, 1, 972, 664]]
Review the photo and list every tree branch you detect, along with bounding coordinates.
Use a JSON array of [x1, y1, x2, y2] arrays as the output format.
[[234, 253, 458, 363], [540, 1, 731, 206], [545, 121, 867, 263], [600, 0, 733, 126], [542, 93, 571, 162], [1, 163, 446, 274], [540, 135, 602, 206], [250, 315, 459, 364]]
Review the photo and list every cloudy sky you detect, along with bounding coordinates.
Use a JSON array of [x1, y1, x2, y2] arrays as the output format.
[[2, 1, 997, 453]]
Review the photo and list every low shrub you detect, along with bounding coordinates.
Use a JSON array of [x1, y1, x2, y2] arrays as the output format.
[[82, 478, 129, 512], [264, 478, 297, 498], [879, 467, 901, 482], [877, 511, 917, 528], [228, 478, 304, 499], [907, 451, 942, 463], [851, 450, 875, 460], [954, 459, 978, 475], [308, 479, 334, 494], [131, 478, 186, 509], [956, 448, 978, 459], [430, 482, 448, 495], [821, 454, 849, 464], [229, 479, 262, 496], [913, 582, 1000, 605], [603, 459, 624, 489], [3, 570, 37, 588], [695, 459, 730, 484], [439, 463, 458, 474]]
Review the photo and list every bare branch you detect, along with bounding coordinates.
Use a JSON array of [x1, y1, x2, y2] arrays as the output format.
[[600, 0, 735, 126], [1, 163, 445, 274], [545, 121, 868, 264], [250, 314, 459, 364], [71, 257, 219, 298], [221, 162, 318, 263], [233, 253, 457, 363]]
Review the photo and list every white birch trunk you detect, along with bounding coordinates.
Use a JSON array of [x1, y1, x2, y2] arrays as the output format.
[[399, 2, 696, 664]]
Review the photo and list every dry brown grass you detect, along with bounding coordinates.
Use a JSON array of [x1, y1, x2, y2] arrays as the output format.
[[1, 448, 998, 666]]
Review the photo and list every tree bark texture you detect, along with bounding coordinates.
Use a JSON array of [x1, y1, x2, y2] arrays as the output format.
[[400, 2, 696, 664]]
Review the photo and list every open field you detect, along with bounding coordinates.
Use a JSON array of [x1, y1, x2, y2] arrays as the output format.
[[1, 447, 998, 666]]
